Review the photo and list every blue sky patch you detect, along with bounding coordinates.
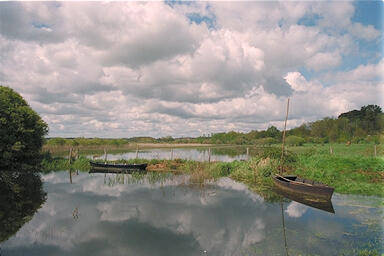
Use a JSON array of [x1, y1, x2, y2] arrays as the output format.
[[187, 13, 216, 29], [352, 0, 383, 30], [298, 13, 321, 27]]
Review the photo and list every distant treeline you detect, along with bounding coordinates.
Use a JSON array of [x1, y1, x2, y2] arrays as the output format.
[[46, 105, 383, 146]]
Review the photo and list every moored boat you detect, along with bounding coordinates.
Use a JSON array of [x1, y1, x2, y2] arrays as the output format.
[[89, 161, 147, 173], [273, 174, 334, 200]]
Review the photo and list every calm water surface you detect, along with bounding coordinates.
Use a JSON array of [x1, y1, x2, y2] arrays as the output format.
[[1, 171, 382, 256], [90, 147, 249, 162]]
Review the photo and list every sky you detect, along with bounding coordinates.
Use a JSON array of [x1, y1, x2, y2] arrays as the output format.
[[0, 1, 383, 138]]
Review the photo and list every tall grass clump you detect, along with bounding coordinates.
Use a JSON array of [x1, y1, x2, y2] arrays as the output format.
[[229, 157, 281, 201]]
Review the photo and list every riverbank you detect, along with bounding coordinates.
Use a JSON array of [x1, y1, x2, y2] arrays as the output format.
[[41, 148, 384, 198]]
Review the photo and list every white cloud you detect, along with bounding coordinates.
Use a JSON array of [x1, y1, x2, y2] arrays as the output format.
[[305, 52, 341, 71], [0, 1, 381, 137]]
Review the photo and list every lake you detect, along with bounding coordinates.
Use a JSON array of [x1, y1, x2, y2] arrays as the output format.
[[0, 171, 382, 256]]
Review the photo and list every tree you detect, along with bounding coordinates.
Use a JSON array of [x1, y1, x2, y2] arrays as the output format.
[[0, 86, 48, 169], [265, 126, 281, 140]]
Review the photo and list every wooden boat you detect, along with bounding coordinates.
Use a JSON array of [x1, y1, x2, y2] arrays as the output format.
[[273, 174, 334, 200], [89, 161, 147, 173], [273, 186, 335, 213]]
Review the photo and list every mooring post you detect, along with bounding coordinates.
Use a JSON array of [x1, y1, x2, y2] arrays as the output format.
[[104, 148, 107, 163], [68, 147, 73, 165], [69, 169, 73, 184], [135, 144, 139, 159], [208, 148, 211, 163]]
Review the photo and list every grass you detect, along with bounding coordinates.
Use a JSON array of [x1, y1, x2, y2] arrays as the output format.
[[295, 154, 384, 196]]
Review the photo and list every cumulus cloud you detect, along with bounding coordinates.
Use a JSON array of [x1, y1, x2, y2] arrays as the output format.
[[0, 1, 381, 137]]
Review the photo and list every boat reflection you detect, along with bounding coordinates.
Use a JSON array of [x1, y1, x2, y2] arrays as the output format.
[[273, 187, 335, 214]]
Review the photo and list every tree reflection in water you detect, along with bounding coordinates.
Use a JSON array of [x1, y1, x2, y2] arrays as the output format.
[[0, 171, 46, 243]]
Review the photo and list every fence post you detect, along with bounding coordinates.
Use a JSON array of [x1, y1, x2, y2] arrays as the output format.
[[135, 144, 139, 159], [68, 147, 73, 165], [208, 148, 211, 163]]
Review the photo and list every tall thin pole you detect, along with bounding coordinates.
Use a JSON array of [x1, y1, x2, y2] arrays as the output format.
[[279, 98, 290, 173]]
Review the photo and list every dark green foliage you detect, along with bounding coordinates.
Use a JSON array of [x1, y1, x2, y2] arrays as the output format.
[[0, 86, 48, 169], [0, 171, 47, 242]]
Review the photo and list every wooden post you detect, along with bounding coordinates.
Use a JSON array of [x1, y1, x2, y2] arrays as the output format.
[[135, 144, 139, 159], [104, 148, 107, 163], [246, 147, 249, 160], [69, 169, 73, 184], [170, 148, 173, 160], [68, 147, 73, 165], [208, 148, 211, 163], [330, 146, 333, 155], [374, 145, 377, 157]]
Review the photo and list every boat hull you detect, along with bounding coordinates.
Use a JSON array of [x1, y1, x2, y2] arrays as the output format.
[[89, 161, 147, 173], [273, 175, 334, 200]]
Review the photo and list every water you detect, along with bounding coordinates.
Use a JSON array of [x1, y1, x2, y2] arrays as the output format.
[[0, 171, 382, 256], [89, 147, 249, 162]]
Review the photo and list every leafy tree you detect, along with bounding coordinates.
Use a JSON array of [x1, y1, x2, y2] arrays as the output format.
[[265, 126, 281, 140], [0, 86, 48, 169]]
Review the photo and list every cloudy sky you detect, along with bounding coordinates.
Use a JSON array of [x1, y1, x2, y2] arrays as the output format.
[[0, 1, 383, 138]]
